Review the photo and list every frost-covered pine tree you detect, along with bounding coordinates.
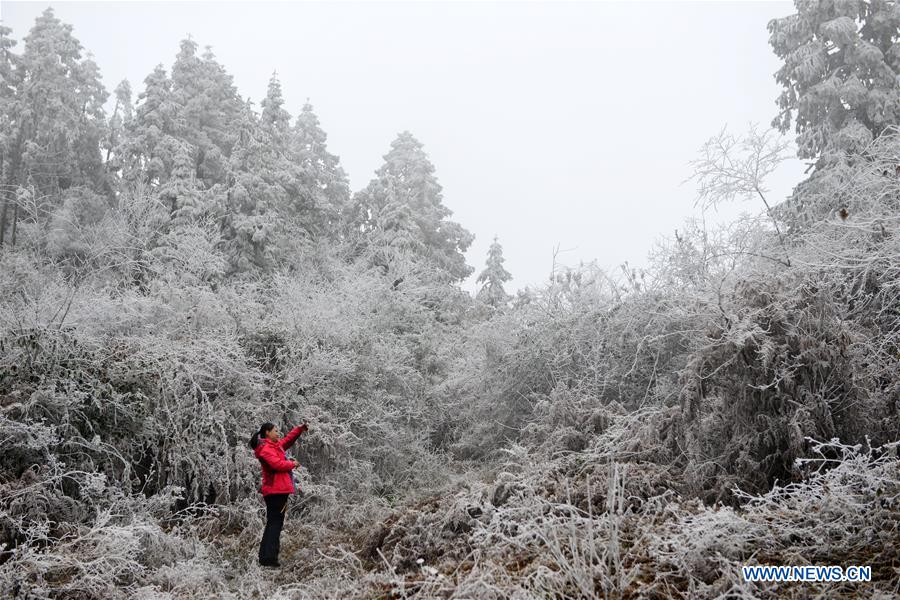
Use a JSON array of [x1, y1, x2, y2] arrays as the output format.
[[169, 40, 241, 186], [258, 74, 304, 226], [769, 0, 900, 161], [292, 101, 350, 236], [260, 72, 292, 145], [219, 99, 281, 272], [8, 8, 108, 201], [476, 236, 512, 308], [161, 143, 202, 226], [116, 64, 180, 186], [105, 80, 133, 164], [769, 1, 900, 232], [350, 131, 474, 282], [0, 24, 19, 246]]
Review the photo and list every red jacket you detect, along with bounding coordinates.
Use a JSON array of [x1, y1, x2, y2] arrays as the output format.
[[254, 425, 305, 496]]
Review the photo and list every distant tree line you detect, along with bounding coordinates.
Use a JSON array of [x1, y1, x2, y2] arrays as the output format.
[[0, 8, 515, 302]]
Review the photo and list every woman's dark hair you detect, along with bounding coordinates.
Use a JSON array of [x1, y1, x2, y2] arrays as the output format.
[[249, 422, 276, 449]]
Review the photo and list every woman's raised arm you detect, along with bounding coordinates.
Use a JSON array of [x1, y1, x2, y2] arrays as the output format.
[[279, 423, 308, 450]]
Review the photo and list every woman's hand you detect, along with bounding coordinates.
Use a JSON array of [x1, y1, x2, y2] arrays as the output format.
[[290, 460, 299, 469]]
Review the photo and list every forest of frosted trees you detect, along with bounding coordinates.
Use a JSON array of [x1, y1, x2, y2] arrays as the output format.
[[1, 3, 898, 598]]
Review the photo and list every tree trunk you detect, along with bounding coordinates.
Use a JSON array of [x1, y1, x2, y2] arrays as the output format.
[[0, 197, 7, 246], [9, 202, 18, 247]]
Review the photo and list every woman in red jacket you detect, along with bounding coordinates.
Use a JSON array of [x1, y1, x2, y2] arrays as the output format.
[[249, 421, 308, 568]]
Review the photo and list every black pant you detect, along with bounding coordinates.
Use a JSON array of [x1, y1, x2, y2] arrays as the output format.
[[259, 493, 289, 565]]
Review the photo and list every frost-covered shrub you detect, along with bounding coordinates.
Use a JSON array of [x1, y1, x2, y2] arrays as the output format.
[[445, 263, 701, 460], [43, 187, 120, 265], [666, 134, 900, 500], [0, 466, 201, 599]]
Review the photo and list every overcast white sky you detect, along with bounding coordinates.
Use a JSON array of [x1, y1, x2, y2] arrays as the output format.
[[1, 1, 807, 294]]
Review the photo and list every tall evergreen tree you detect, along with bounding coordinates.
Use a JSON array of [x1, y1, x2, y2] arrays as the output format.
[[116, 64, 180, 186], [169, 41, 241, 187], [368, 176, 425, 266], [105, 80, 133, 163], [476, 236, 512, 308], [73, 52, 110, 189], [769, 1, 900, 232], [219, 100, 280, 272], [6, 8, 108, 203], [0, 25, 16, 163], [769, 1, 900, 161], [0, 25, 20, 246], [161, 142, 202, 227], [292, 101, 350, 236], [257, 73, 303, 224], [350, 131, 474, 282], [260, 72, 292, 144]]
